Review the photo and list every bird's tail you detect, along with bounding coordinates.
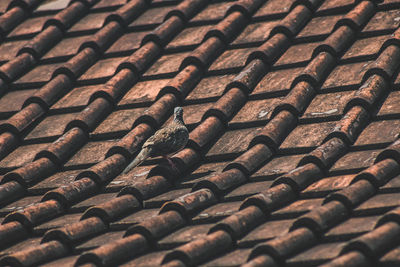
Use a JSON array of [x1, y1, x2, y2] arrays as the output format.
[[122, 146, 152, 174]]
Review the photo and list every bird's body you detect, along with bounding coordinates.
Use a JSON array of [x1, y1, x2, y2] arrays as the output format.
[[122, 107, 189, 174]]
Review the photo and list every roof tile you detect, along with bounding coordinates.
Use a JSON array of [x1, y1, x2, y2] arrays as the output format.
[[281, 121, 336, 150], [317, 0, 353, 14], [1, 0, 400, 265], [363, 9, 400, 33], [233, 20, 279, 45], [253, 0, 294, 18], [8, 14, 53, 37], [0, 143, 49, 170], [331, 149, 380, 173], [190, 1, 232, 23]]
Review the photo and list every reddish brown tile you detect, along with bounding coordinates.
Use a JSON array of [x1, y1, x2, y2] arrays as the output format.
[[287, 242, 345, 265], [231, 97, 282, 124], [186, 74, 235, 101], [343, 34, 390, 60], [15, 63, 65, 85], [209, 47, 256, 72], [64, 140, 117, 167], [354, 120, 400, 147], [252, 67, 303, 95], [363, 9, 400, 33], [233, 20, 279, 45], [254, 154, 305, 177], [93, 0, 128, 9], [0, 0, 12, 13], [106, 30, 148, 54], [325, 215, 380, 239], [0, 195, 42, 214], [0, 143, 49, 169], [204, 249, 251, 266], [1, 1, 400, 266], [0, 236, 42, 257], [8, 14, 53, 37], [317, 0, 354, 13], [159, 223, 212, 246], [167, 25, 213, 49], [76, 230, 125, 250], [68, 12, 109, 33], [254, 0, 294, 18], [207, 127, 261, 158], [180, 161, 229, 186], [93, 108, 146, 135], [193, 201, 241, 222], [120, 250, 167, 267], [322, 61, 372, 91], [275, 41, 321, 67], [52, 85, 98, 110], [37, 0, 70, 11], [225, 180, 274, 200], [191, 1, 232, 22], [24, 112, 78, 140], [0, 89, 37, 114], [331, 150, 380, 173], [144, 51, 190, 77], [303, 175, 354, 195], [272, 198, 324, 217], [116, 208, 159, 226], [378, 91, 400, 117], [303, 91, 355, 119], [79, 56, 127, 81], [280, 121, 337, 150], [355, 193, 400, 214], [30, 169, 82, 191], [130, 5, 174, 27], [298, 14, 343, 39], [0, 40, 27, 62], [42, 35, 92, 60], [34, 213, 82, 232], [119, 78, 169, 106]]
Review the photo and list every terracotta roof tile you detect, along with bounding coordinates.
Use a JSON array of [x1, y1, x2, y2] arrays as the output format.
[[253, 0, 294, 18], [1, 0, 400, 266]]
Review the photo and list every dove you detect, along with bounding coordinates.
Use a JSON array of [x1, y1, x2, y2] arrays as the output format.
[[122, 107, 189, 174]]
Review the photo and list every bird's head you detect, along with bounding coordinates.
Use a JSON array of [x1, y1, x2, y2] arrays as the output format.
[[174, 106, 184, 122]]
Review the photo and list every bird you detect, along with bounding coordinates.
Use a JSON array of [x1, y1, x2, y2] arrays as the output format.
[[122, 106, 189, 174]]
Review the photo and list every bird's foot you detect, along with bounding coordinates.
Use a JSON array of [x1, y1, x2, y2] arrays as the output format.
[[163, 156, 179, 172]]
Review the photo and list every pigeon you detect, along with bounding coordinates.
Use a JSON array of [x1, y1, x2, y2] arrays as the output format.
[[122, 107, 189, 174]]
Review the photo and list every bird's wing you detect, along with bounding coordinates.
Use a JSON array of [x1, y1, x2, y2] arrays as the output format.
[[143, 122, 187, 156]]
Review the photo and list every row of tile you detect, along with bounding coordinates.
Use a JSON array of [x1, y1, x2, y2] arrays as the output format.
[[0, 0, 189, 202], [321, 204, 400, 267], [0, 0, 43, 41], [1, 0, 396, 266], [0, 0, 324, 264], [0, 0, 151, 159], [242, 157, 400, 266], [0, 0, 267, 206], [158, 20, 400, 267], [0, 0, 263, 256], [0, 0, 378, 266]]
